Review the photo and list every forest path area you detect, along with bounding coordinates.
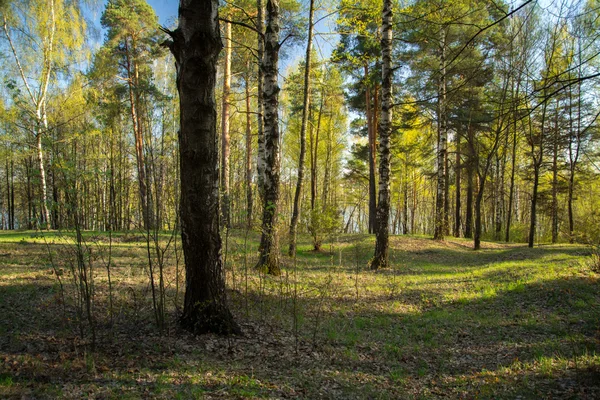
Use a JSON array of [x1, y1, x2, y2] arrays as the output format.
[[0, 231, 599, 399]]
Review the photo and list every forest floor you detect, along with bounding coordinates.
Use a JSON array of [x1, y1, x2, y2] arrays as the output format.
[[0, 229, 599, 399]]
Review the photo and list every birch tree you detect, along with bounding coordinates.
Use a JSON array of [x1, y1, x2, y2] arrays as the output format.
[[371, 0, 393, 270], [256, 0, 282, 275], [1, 0, 85, 228]]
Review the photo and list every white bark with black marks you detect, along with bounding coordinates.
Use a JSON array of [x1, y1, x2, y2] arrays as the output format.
[[371, 0, 393, 270], [257, 0, 281, 275]]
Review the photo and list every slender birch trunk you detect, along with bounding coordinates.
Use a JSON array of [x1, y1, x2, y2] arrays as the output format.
[[371, 0, 393, 270], [257, 0, 282, 275]]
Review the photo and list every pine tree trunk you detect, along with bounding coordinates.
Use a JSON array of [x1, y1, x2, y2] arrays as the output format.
[[244, 70, 254, 229], [454, 129, 461, 237], [528, 100, 547, 248], [288, 0, 315, 255], [434, 30, 447, 240], [364, 65, 377, 234], [528, 165, 540, 248], [256, 0, 282, 275], [165, 0, 239, 335], [221, 19, 232, 228], [505, 108, 518, 242], [444, 142, 450, 235], [124, 42, 151, 231], [551, 101, 559, 244], [310, 97, 323, 251], [465, 126, 474, 239], [322, 119, 332, 209], [567, 66, 582, 243], [403, 166, 409, 234], [495, 155, 502, 241], [371, 0, 392, 270], [474, 175, 485, 250], [256, 0, 266, 200]]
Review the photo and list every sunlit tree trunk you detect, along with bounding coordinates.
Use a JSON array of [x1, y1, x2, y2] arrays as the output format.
[[364, 64, 377, 234], [434, 30, 447, 240], [454, 128, 462, 237], [310, 98, 323, 250], [371, 0, 392, 270], [528, 101, 547, 248], [256, 0, 266, 200], [244, 68, 253, 229], [551, 100, 559, 243], [505, 98, 518, 242], [465, 125, 474, 239], [221, 19, 232, 228], [256, 0, 282, 275]]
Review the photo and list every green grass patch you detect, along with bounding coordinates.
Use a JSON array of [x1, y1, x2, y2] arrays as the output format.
[[0, 231, 598, 398]]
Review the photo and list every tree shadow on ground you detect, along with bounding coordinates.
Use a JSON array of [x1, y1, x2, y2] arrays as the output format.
[[1, 237, 598, 399]]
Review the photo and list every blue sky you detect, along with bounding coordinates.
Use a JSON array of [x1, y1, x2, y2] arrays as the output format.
[[88, 0, 336, 76], [147, 0, 178, 26]]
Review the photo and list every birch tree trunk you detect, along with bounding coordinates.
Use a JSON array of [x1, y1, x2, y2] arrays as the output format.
[[164, 0, 239, 334], [257, 0, 282, 275], [371, 0, 392, 270], [2, 8, 55, 229], [288, 0, 315, 256]]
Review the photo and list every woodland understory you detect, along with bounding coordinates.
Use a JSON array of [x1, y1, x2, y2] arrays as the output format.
[[1, 0, 600, 397], [0, 231, 599, 399]]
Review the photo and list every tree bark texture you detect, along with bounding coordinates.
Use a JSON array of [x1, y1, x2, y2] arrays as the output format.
[[244, 69, 253, 228], [551, 102, 559, 243], [221, 19, 232, 228], [371, 0, 392, 270], [434, 31, 447, 240], [528, 101, 547, 248], [257, 0, 282, 275], [364, 65, 377, 234], [505, 104, 518, 242], [256, 0, 266, 200], [454, 129, 461, 237], [166, 0, 239, 335]]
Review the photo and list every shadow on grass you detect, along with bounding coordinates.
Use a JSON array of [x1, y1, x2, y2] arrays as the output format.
[[0, 234, 598, 399]]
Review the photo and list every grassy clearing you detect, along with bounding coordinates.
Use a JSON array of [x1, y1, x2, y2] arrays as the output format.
[[0, 229, 599, 399]]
